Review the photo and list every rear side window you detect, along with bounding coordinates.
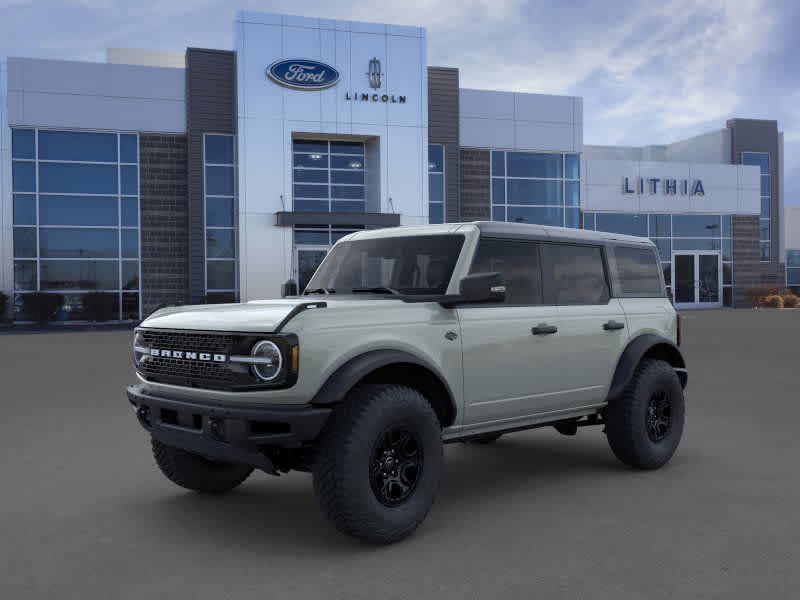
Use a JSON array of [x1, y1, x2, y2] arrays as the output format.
[[614, 246, 664, 296], [469, 238, 542, 305], [540, 243, 610, 305]]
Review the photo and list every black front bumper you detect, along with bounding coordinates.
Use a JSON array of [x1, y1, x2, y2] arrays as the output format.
[[126, 384, 331, 473]]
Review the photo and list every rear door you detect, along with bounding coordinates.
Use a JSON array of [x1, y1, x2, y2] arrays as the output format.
[[539, 242, 629, 409], [458, 237, 566, 425]]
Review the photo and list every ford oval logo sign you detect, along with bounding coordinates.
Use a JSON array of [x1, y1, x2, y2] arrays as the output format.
[[267, 59, 340, 90]]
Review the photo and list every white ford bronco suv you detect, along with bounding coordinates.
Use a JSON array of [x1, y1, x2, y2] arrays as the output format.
[[127, 222, 686, 544]]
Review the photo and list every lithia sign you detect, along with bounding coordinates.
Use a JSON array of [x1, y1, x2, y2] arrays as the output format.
[[267, 57, 406, 103], [623, 177, 705, 196]]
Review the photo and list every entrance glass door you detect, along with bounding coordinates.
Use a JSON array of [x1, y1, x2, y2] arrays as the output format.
[[672, 251, 721, 308], [296, 248, 328, 293]]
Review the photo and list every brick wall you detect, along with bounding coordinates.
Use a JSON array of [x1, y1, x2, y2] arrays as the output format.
[[459, 149, 490, 221], [428, 67, 460, 222], [139, 133, 189, 316], [732, 215, 787, 307]]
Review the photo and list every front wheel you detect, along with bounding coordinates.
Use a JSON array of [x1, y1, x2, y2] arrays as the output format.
[[313, 384, 443, 544], [605, 359, 685, 469]]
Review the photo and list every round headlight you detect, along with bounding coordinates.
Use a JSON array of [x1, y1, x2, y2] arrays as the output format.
[[133, 331, 147, 365], [251, 340, 282, 381]]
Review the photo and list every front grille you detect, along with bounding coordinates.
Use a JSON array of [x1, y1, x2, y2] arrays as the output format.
[[138, 330, 237, 388]]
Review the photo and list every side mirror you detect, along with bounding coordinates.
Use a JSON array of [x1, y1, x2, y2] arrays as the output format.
[[458, 272, 506, 304]]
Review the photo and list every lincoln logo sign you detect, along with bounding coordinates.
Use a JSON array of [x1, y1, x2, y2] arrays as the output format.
[[623, 177, 705, 196], [267, 59, 340, 90]]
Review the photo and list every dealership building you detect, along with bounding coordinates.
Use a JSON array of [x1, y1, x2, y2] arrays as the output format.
[[0, 10, 793, 321]]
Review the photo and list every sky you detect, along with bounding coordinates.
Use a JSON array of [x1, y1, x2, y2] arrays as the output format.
[[1, 0, 798, 204]]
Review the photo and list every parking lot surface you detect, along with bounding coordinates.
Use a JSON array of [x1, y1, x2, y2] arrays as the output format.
[[1, 309, 798, 599]]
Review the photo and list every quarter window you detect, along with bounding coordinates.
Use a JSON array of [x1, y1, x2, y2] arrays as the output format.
[[540, 244, 609, 305], [469, 238, 542, 305], [614, 246, 664, 296]]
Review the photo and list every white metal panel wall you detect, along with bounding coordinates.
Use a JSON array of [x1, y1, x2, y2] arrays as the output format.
[[459, 88, 582, 152], [235, 11, 429, 301], [6, 58, 185, 133], [582, 157, 761, 215]]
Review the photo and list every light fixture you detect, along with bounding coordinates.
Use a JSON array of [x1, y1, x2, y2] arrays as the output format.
[[349, 160, 362, 169], [310, 153, 322, 160]]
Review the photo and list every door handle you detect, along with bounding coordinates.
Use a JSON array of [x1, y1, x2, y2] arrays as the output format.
[[532, 324, 558, 335], [603, 320, 625, 331]]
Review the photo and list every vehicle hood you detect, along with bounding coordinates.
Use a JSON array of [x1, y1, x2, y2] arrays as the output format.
[[139, 297, 396, 333]]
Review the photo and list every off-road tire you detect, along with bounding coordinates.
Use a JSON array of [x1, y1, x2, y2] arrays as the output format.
[[467, 432, 503, 444], [151, 438, 253, 493], [313, 384, 443, 544], [605, 359, 685, 469]]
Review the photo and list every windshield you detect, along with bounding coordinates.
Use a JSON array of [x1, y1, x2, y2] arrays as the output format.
[[305, 234, 465, 296]]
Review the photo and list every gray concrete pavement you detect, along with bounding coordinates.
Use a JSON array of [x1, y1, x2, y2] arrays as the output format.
[[1, 309, 798, 599]]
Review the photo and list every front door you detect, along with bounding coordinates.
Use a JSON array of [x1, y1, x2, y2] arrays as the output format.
[[672, 251, 721, 309]]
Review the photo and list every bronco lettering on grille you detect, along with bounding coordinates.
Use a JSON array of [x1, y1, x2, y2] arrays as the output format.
[[150, 348, 227, 362]]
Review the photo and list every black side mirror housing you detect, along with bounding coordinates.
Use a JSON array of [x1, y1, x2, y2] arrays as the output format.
[[458, 272, 506, 304]]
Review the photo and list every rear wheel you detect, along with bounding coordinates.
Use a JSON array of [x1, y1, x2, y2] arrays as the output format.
[[151, 438, 253, 493], [605, 359, 685, 469], [313, 384, 443, 544]]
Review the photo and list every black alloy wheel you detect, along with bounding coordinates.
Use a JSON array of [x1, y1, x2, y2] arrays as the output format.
[[369, 425, 423, 506], [646, 390, 672, 442]]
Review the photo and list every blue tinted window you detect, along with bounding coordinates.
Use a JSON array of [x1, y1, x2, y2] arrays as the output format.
[[40, 195, 118, 226], [331, 185, 364, 200], [207, 260, 236, 290], [14, 261, 37, 291], [429, 203, 444, 224], [205, 166, 235, 195], [40, 260, 119, 290], [583, 212, 595, 230], [294, 153, 329, 168], [565, 181, 579, 206], [492, 206, 506, 222], [760, 175, 770, 196], [14, 228, 37, 258], [13, 194, 36, 225], [293, 140, 328, 154], [652, 238, 671, 261], [331, 170, 364, 185], [331, 155, 362, 169], [12, 129, 35, 159], [122, 293, 139, 319], [507, 180, 562, 206], [649, 214, 671, 237], [294, 230, 330, 245], [122, 261, 139, 290], [294, 184, 329, 199], [40, 228, 118, 258], [565, 207, 580, 229], [507, 152, 562, 178], [722, 238, 732, 261], [205, 135, 234, 164], [294, 169, 328, 183], [121, 198, 139, 226], [760, 242, 770, 261], [122, 229, 139, 258], [492, 179, 505, 205], [429, 174, 444, 204], [330, 141, 364, 155], [294, 199, 328, 212], [787, 250, 800, 268], [507, 206, 563, 226], [207, 229, 236, 258], [120, 135, 138, 163], [761, 197, 770, 218], [206, 197, 234, 227], [12, 161, 36, 192], [788, 268, 800, 285], [331, 201, 365, 213], [596, 213, 647, 237], [121, 165, 138, 195], [759, 220, 770, 240], [721, 215, 732, 237], [491, 151, 505, 176], [741, 152, 769, 174], [428, 145, 444, 172], [39, 163, 118, 194], [38, 131, 117, 162], [565, 154, 580, 179], [673, 214, 721, 237], [673, 238, 721, 252]]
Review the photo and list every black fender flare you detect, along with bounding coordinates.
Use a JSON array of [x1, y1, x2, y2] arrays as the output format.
[[607, 334, 687, 401], [310, 350, 458, 425]]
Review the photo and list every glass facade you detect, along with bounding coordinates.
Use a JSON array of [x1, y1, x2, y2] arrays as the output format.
[[292, 140, 365, 213], [787, 250, 800, 287], [293, 225, 364, 291], [491, 151, 580, 228], [428, 144, 444, 224], [11, 128, 140, 320], [204, 134, 238, 302], [742, 152, 770, 261], [584, 212, 733, 306]]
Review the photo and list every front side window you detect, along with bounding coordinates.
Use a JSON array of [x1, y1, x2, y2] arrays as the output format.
[[541, 243, 609, 305], [614, 246, 664, 296], [306, 235, 464, 295], [469, 238, 542, 305]]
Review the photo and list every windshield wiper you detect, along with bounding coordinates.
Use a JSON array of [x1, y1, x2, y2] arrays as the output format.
[[351, 286, 401, 296], [304, 288, 335, 295]]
